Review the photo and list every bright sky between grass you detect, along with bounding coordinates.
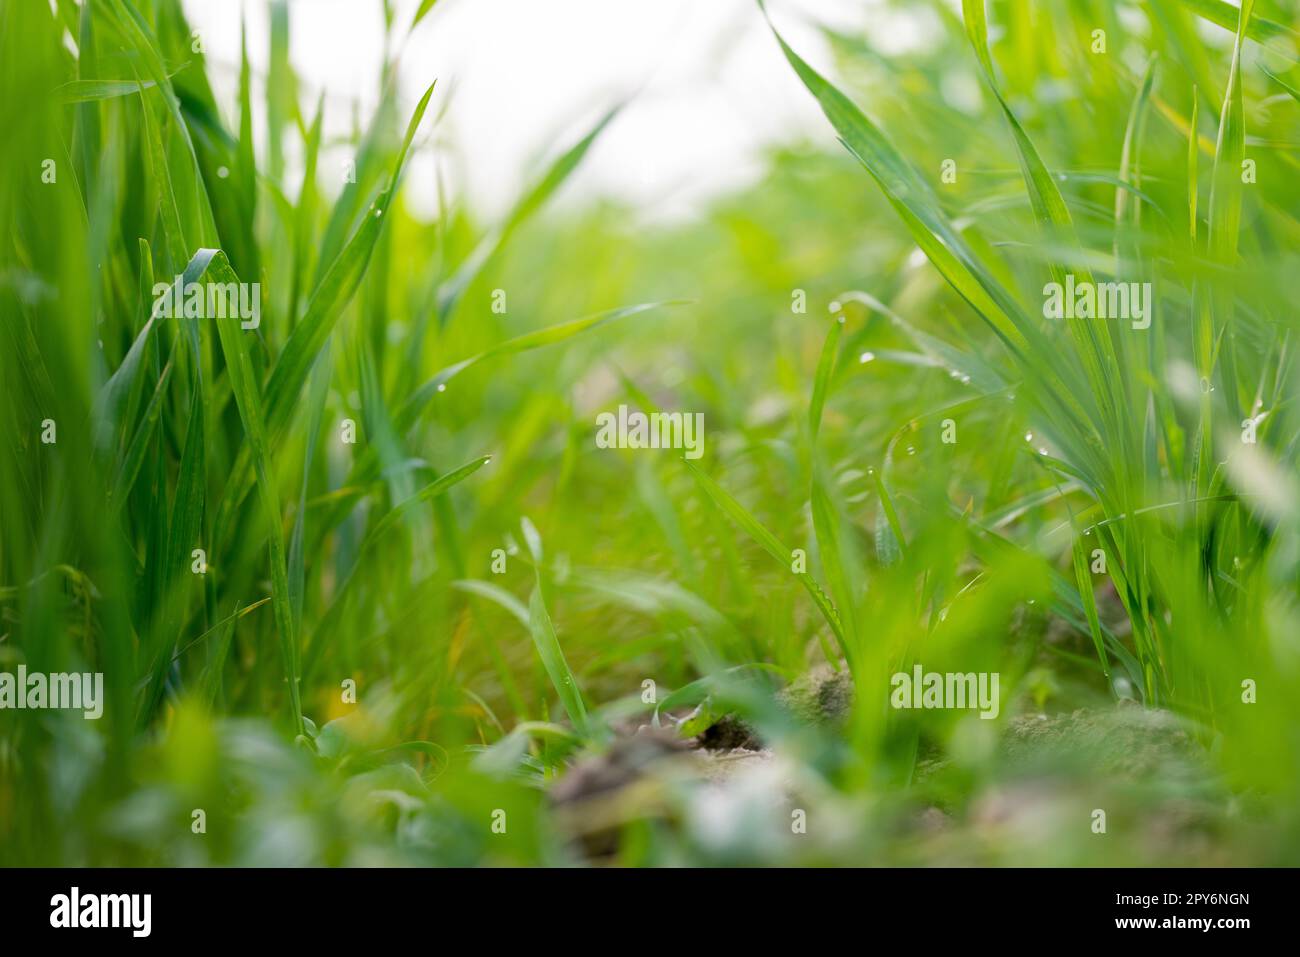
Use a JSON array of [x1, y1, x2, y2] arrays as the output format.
[[184, 0, 936, 222]]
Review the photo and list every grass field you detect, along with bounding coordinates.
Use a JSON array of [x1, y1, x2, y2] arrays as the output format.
[[2, 0, 1299, 866]]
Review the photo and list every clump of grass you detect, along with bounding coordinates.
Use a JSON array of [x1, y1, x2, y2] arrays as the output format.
[[1, 0, 1298, 866]]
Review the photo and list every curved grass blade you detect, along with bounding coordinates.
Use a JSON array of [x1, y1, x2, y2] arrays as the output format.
[[302, 455, 491, 673], [397, 300, 684, 431], [759, 4, 1031, 359], [435, 106, 621, 324], [685, 460, 848, 659], [518, 518, 592, 740], [1260, 64, 1300, 105], [360, 455, 490, 548], [1181, 0, 1295, 44], [451, 579, 530, 628], [527, 584, 591, 740]]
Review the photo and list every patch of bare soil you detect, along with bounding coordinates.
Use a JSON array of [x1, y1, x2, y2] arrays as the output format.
[[547, 667, 1241, 864]]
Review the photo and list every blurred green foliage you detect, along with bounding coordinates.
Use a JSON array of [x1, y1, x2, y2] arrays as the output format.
[[1, 0, 1298, 865]]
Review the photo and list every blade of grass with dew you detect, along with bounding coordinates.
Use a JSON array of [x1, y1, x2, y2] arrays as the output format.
[[264, 81, 434, 439], [837, 290, 1007, 394], [358, 455, 490, 547], [962, 0, 1126, 451], [758, 1, 1032, 358], [761, 2, 1114, 487], [311, 76, 405, 286], [214, 82, 435, 548]]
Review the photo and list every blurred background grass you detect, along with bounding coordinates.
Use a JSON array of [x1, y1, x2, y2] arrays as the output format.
[[1, 0, 1299, 865]]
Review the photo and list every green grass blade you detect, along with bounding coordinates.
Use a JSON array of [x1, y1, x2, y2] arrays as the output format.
[[397, 301, 682, 430], [436, 106, 621, 323], [809, 313, 843, 441], [518, 518, 592, 739], [1204, 0, 1254, 422], [685, 460, 847, 656], [264, 81, 434, 437], [759, 4, 1032, 357], [190, 248, 304, 734]]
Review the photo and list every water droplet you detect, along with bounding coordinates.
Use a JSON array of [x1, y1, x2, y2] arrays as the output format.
[[1038, 447, 1049, 456], [906, 445, 916, 456], [859, 351, 876, 364], [436, 383, 446, 393], [829, 300, 842, 313], [373, 208, 383, 218], [216, 166, 229, 179], [1024, 431, 1034, 442]]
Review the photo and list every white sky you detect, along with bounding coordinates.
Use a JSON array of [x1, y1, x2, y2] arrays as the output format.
[[184, 0, 933, 222]]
